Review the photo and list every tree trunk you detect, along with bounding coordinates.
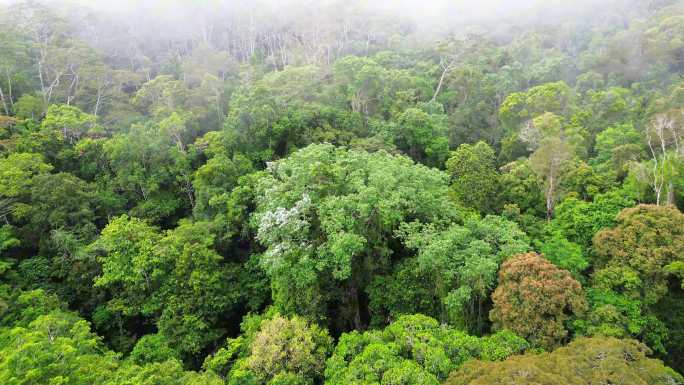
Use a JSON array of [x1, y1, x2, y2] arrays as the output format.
[[431, 63, 451, 102], [0, 85, 9, 115], [667, 181, 675, 206], [5, 69, 13, 110], [349, 285, 362, 330], [546, 174, 555, 220]]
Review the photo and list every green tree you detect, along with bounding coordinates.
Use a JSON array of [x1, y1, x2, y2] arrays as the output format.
[[192, 153, 253, 219], [0, 310, 119, 385], [0, 153, 52, 200], [582, 205, 684, 360], [40, 104, 98, 145], [499, 81, 575, 132], [522, 112, 584, 219], [392, 105, 449, 167], [369, 215, 529, 332], [593, 123, 644, 178], [325, 314, 529, 384], [204, 313, 332, 385], [253, 144, 459, 331], [592, 205, 684, 306], [102, 121, 194, 224], [333, 56, 387, 118], [446, 141, 499, 213], [246, 315, 332, 384], [446, 337, 683, 385], [551, 189, 635, 249], [129, 334, 180, 365], [92, 217, 239, 356]]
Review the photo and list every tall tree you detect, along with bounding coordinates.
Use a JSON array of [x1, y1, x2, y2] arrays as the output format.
[[446, 141, 500, 213], [447, 337, 683, 385], [490, 252, 587, 350], [253, 144, 458, 331]]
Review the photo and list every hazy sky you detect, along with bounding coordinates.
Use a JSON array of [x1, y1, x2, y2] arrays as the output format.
[[2, 0, 638, 40]]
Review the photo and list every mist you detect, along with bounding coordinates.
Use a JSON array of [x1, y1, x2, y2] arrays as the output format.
[[4, 0, 652, 43]]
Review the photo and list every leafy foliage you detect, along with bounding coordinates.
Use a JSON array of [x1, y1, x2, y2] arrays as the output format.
[[490, 252, 587, 350], [324, 314, 529, 384], [446, 337, 683, 385], [1, 0, 684, 381]]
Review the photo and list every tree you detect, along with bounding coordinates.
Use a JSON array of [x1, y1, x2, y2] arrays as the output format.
[[523, 112, 583, 219], [0, 28, 33, 116], [489, 252, 587, 350], [369, 215, 530, 333], [253, 144, 459, 331], [40, 104, 98, 145], [102, 121, 194, 224], [192, 153, 253, 219], [581, 87, 641, 138], [0, 153, 52, 200], [333, 56, 387, 118], [24, 172, 101, 248], [204, 313, 332, 385], [579, 205, 684, 360], [0, 310, 119, 385], [446, 141, 499, 213], [641, 113, 683, 205], [392, 105, 450, 167], [593, 123, 644, 179], [246, 315, 332, 384], [132, 75, 191, 119], [499, 81, 575, 132], [112, 359, 224, 385], [0, 153, 53, 237], [593, 205, 684, 306], [0, 287, 226, 385], [92, 217, 240, 356], [497, 159, 546, 217], [550, 189, 635, 249], [446, 337, 683, 385], [129, 334, 180, 365], [324, 314, 529, 385], [538, 231, 587, 278], [529, 136, 573, 219]]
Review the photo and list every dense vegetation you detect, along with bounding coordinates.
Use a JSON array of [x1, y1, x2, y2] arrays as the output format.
[[1, 0, 683, 383]]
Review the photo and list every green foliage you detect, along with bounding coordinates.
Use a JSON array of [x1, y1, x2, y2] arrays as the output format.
[[580, 205, 684, 356], [498, 160, 545, 217], [324, 314, 529, 384], [539, 231, 587, 278], [253, 143, 458, 329], [446, 141, 499, 213], [2, 0, 684, 379], [593, 123, 644, 176], [499, 81, 575, 131], [129, 334, 180, 365], [551, 189, 635, 249], [446, 337, 683, 385], [592, 205, 684, 306], [0, 152, 52, 199], [370, 215, 529, 332], [392, 105, 450, 167], [204, 313, 332, 385], [102, 121, 194, 224], [192, 153, 253, 219], [92, 216, 240, 356], [0, 310, 120, 385], [40, 104, 99, 145], [246, 315, 332, 384], [111, 360, 224, 385]]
